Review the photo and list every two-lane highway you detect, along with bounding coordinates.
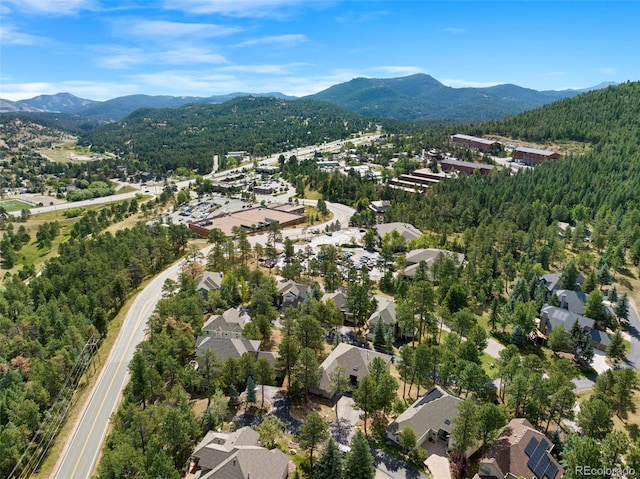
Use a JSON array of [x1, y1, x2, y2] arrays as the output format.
[[52, 261, 184, 478]]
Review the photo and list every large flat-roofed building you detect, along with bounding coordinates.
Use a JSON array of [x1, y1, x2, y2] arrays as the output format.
[[451, 134, 502, 153], [512, 146, 560, 165], [440, 158, 496, 175], [189, 206, 305, 237]]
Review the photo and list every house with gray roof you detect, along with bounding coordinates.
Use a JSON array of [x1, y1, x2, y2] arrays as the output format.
[[366, 297, 407, 340], [374, 222, 422, 243], [322, 289, 349, 321], [197, 271, 224, 297], [539, 305, 610, 351], [312, 343, 392, 398], [386, 386, 463, 451], [276, 279, 311, 308], [201, 307, 251, 339], [539, 273, 585, 298], [402, 248, 465, 279], [191, 426, 291, 479], [196, 336, 261, 362]]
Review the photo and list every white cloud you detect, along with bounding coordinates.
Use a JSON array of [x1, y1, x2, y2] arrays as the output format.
[[0, 80, 137, 101], [124, 19, 241, 39], [3, 0, 97, 15], [440, 78, 502, 88], [235, 34, 308, 48], [219, 62, 307, 75], [371, 66, 426, 76], [93, 44, 227, 69], [93, 46, 145, 69], [162, 0, 302, 18], [0, 24, 46, 45], [335, 10, 389, 23], [161, 46, 227, 65]]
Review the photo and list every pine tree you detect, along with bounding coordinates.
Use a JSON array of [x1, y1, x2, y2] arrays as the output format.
[[373, 317, 387, 345], [245, 376, 256, 407], [606, 330, 625, 361], [314, 438, 343, 479], [342, 429, 375, 479]]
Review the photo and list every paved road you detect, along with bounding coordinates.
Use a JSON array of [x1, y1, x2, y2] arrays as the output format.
[[52, 260, 184, 478], [623, 298, 640, 370], [51, 198, 350, 477]]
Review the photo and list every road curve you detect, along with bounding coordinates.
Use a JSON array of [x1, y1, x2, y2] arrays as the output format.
[[52, 260, 184, 479]]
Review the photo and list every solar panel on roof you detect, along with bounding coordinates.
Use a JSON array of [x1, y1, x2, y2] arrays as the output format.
[[544, 461, 558, 479], [533, 458, 549, 479], [524, 437, 538, 457], [528, 444, 545, 466]]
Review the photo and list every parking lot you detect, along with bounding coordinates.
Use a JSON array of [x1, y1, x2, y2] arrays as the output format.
[[271, 227, 385, 281]]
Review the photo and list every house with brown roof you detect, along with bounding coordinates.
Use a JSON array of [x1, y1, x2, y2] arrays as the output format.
[[190, 426, 291, 479], [312, 343, 393, 398], [474, 418, 563, 479], [386, 386, 463, 451]]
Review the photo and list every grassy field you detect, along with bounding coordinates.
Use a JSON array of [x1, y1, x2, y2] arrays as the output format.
[[0, 198, 35, 212], [36, 142, 110, 163]]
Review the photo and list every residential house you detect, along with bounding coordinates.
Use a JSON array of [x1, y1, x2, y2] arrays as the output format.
[[201, 307, 251, 339], [366, 297, 406, 340], [195, 335, 281, 375], [276, 280, 311, 308], [539, 304, 611, 351], [475, 418, 563, 479], [374, 222, 423, 243], [401, 248, 465, 280], [386, 386, 463, 451], [190, 426, 291, 479], [369, 200, 391, 214], [312, 343, 392, 398], [322, 289, 349, 321], [197, 271, 224, 297], [196, 336, 261, 362]]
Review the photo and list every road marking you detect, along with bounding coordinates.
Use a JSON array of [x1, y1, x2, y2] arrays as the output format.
[[63, 293, 159, 478]]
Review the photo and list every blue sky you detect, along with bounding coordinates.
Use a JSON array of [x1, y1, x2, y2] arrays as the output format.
[[1, 0, 638, 101]]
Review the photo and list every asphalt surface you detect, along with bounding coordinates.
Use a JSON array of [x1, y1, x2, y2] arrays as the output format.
[[623, 298, 640, 370], [52, 260, 184, 479]]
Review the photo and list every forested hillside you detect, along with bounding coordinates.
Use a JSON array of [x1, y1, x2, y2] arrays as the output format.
[[306, 73, 602, 121], [0, 206, 190, 478], [79, 97, 376, 174]]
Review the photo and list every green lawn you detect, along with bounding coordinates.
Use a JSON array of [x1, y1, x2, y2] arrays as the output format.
[[0, 198, 35, 212]]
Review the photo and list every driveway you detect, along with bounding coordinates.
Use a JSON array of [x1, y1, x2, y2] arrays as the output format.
[[371, 448, 427, 479]]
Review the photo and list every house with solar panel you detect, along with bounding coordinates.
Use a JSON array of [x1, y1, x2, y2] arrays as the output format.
[[475, 418, 563, 479]]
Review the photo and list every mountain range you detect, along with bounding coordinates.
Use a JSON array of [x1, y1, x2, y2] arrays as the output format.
[[0, 74, 614, 122]]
